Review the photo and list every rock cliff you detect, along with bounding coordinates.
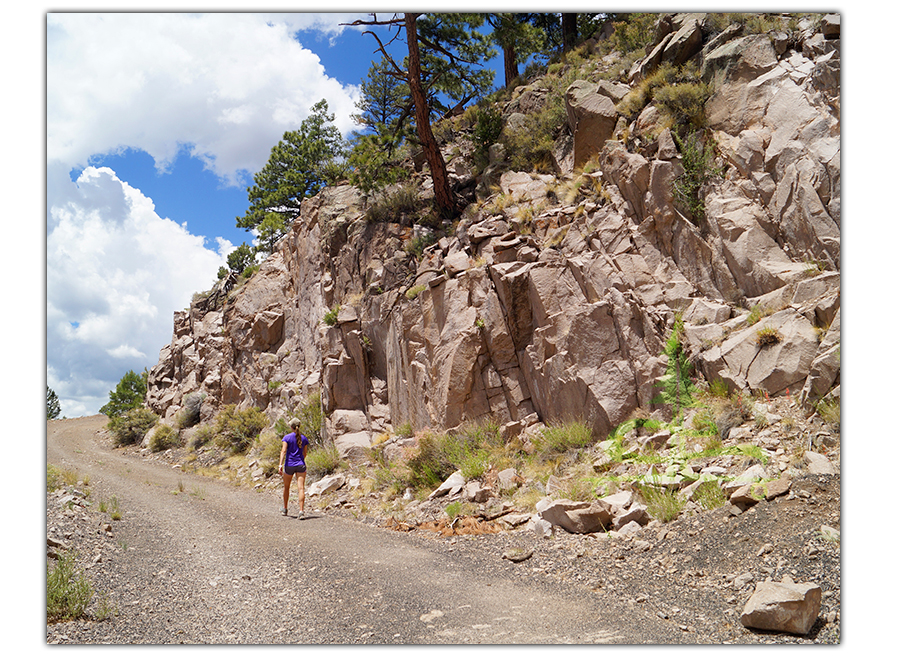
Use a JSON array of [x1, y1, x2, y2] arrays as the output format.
[[147, 13, 840, 460]]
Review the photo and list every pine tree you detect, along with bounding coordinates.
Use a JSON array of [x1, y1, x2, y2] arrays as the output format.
[[100, 370, 147, 418], [353, 56, 410, 147], [344, 13, 495, 219], [47, 386, 61, 420], [237, 99, 346, 253]]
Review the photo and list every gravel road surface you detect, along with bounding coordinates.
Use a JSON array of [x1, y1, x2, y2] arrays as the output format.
[[48, 416, 695, 645]]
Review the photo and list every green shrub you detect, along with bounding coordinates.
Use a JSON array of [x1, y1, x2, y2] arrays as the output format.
[[306, 443, 342, 478], [654, 81, 710, 131], [323, 305, 340, 326], [815, 398, 840, 425], [295, 390, 324, 447], [402, 430, 460, 490], [611, 13, 658, 55], [213, 405, 268, 454], [47, 550, 93, 622], [188, 424, 215, 451], [617, 62, 682, 117], [755, 326, 783, 347], [399, 420, 505, 491], [255, 430, 284, 476], [444, 500, 464, 519], [108, 406, 159, 446], [473, 105, 504, 166], [47, 464, 62, 492], [149, 424, 180, 452], [365, 182, 421, 224], [406, 284, 428, 300], [404, 232, 438, 260], [672, 131, 722, 224]]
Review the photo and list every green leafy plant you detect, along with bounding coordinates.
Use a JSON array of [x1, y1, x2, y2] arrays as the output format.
[[47, 550, 93, 622], [444, 500, 464, 520], [653, 316, 696, 417]]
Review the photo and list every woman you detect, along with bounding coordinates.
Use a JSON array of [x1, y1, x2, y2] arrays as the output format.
[[278, 418, 309, 517]]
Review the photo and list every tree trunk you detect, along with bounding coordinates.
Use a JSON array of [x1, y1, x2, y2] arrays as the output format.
[[562, 13, 577, 52], [405, 13, 456, 218], [503, 43, 518, 88]]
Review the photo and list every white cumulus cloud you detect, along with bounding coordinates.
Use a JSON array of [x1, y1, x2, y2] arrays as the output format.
[[47, 12, 363, 182], [47, 165, 229, 417], [46, 12, 366, 416]]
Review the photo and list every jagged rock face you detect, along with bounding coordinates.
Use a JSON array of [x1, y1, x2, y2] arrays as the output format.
[[147, 13, 840, 451]]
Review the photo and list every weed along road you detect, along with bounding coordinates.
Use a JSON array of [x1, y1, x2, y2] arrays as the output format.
[[48, 416, 684, 645]]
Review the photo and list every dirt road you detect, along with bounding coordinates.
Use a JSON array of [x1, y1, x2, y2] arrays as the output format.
[[47, 415, 689, 645]]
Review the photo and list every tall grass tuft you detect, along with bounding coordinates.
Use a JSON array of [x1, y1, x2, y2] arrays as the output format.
[[47, 550, 93, 622], [532, 421, 595, 458]]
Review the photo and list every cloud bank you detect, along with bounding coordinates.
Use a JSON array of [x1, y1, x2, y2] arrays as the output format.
[[46, 13, 364, 416]]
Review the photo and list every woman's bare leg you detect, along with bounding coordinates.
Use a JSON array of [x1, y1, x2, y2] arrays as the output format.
[[296, 471, 307, 513], [282, 472, 293, 511]]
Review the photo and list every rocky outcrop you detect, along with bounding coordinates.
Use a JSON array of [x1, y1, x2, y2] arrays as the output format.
[[147, 13, 839, 458]]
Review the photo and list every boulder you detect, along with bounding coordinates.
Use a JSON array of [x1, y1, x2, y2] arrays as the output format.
[[659, 13, 705, 67], [740, 581, 822, 635], [613, 502, 650, 529], [332, 431, 371, 460], [699, 309, 820, 396], [308, 473, 346, 497], [804, 451, 836, 475], [428, 470, 466, 500], [565, 80, 618, 168], [464, 480, 491, 503], [538, 499, 613, 534], [495, 467, 522, 493]]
